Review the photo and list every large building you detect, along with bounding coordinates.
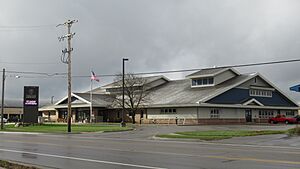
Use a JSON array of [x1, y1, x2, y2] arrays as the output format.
[[40, 68, 299, 124], [0, 100, 23, 122]]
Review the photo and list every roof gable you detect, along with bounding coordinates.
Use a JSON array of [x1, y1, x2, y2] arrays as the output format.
[[101, 75, 169, 89], [201, 73, 299, 107], [243, 98, 264, 106], [54, 93, 90, 106], [186, 67, 240, 79]]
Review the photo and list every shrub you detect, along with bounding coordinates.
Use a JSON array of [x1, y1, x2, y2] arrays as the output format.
[[288, 126, 300, 136]]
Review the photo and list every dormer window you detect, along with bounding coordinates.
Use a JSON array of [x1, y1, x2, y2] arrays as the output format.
[[192, 77, 214, 87], [249, 89, 272, 97]]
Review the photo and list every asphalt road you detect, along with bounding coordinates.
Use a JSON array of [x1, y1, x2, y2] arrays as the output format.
[[0, 125, 299, 169]]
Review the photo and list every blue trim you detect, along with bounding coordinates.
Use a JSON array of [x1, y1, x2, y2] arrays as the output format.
[[207, 88, 297, 107]]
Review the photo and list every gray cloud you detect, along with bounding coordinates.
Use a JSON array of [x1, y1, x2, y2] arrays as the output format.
[[0, 0, 300, 103]]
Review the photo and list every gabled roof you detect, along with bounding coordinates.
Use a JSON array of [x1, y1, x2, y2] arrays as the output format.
[[101, 75, 169, 89], [199, 73, 299, 107], [54, 92, 115, 108], [74, 93, 115, 106], [186, 67, 240, 79], [243, 98, 264, 106], [147, 74, 253, 105]]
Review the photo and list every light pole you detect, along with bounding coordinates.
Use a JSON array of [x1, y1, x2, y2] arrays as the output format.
[[1, 68, 5, 130], [51, 96, 54, 104], [121, 58, 129, 127]]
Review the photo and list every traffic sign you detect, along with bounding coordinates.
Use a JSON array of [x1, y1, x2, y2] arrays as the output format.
[[290, 84, 300, 92]]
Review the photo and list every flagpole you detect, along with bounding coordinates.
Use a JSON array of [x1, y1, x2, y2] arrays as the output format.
[[90, 77, 93, 123]]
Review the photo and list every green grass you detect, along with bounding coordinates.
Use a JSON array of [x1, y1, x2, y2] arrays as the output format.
[[288, 126, 300, 136], [157, 130, 286, 141], [0, 159, 39, 169], [2, 123, 133, 134]]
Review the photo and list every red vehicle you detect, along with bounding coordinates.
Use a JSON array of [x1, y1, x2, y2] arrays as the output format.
[[268, 114, 297, 124]]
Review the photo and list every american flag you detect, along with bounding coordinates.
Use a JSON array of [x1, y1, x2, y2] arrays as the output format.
[[91, 71, 99, 82]]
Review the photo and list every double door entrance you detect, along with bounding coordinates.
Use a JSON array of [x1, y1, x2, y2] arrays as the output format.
[[245, 109, 252, 122]]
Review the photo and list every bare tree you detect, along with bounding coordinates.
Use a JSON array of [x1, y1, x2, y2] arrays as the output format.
[[112, 73, 150, 124]]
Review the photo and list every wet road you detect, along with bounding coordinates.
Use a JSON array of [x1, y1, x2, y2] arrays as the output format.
[[0, 125, 300, 169]]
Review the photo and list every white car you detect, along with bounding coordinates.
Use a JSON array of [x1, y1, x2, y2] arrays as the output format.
[[0, 117, 7, 123]]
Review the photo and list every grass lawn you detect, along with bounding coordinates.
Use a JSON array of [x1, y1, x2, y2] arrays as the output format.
[[2, 123, 133, 134], [157, 130, 286, 141], [0, 159, 39, 169]]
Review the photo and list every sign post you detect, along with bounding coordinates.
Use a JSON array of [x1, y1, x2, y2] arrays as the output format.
[[290, 84, 300, 127]]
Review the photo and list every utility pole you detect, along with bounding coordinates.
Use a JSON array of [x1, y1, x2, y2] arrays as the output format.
[[57, 20, 78, 133], [1, 68, 5, 130]]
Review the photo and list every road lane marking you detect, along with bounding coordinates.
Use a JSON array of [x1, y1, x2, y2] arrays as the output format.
[[1, 147, 299, 167], [2, 132, 300, 151], [34, 134, 300, 151], [2, 138, 300, 166], [205, 155, 300, 165], [0, 148, 167, 169], [3, 138, 300, 156]]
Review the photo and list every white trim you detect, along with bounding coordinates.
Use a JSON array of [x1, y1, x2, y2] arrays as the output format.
[[197, 73, 257, 103], [243, 98, 264, 106], [255, 73, 299, 107], [250, 86, 275, 91], [186, 68, 240, 79], [54, 93, 91, 106], [102, 75, 170, 89], [146, 103, 299, 110], [191, 84, 215, 88], [187, 74, 215, 79], [71, 93, 91, 104], [54, 95, 68, 106]]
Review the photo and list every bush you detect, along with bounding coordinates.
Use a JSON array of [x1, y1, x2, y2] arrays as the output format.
[[288, 126, 300, 136]]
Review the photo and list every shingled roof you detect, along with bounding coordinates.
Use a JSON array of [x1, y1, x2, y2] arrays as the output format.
[[147, 74, 254, 106], [74, 93, 115, 107], [186, 67, 240, 78]]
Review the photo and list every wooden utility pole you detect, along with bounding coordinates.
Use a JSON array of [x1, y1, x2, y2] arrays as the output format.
[[57, 20, 77, 133]]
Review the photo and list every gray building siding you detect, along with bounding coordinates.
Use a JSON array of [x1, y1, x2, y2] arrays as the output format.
[[207, 88, 297, 107]]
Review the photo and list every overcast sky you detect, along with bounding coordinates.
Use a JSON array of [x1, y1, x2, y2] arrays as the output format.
[[0, 0, 300, 103]]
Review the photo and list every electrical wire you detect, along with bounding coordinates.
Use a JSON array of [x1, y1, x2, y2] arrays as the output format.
[[1, 58, 300, 79], [0, 24, 57, 32], [0, 61, 59, 65]]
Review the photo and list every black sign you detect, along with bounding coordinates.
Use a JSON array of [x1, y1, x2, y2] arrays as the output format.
[[23, 86, 39, 123]]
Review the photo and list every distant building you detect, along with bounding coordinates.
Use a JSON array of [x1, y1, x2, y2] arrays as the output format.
[[40, 68, 299, 124], [0, 100, 23, 122]]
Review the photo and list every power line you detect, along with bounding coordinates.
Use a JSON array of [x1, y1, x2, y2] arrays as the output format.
[[0, 24, 57, 32], [132, 58, 300, 76], [1, 58, 300, 78], [0, 24, 56, 28], [5, 70, 66, 76], [0, 61, 59, 65]]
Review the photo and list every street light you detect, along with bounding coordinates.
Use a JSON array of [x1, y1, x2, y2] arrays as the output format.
[[121, 58, 129, 127], [1, 69, 5, 130]]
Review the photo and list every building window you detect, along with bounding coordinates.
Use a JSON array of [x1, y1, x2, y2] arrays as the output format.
[[249, 89, 272, 97], [160, 108, 177, 114], [192, 77, 214, 87], [286, 111, 295, 117], [210, 109, 219, 118], [259, 110, 274, 119]]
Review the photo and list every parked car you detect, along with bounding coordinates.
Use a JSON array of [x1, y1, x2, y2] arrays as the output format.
[[268, 114, 297, 124], [0, 117, 7, 123], [294, 115, 300, 123]]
